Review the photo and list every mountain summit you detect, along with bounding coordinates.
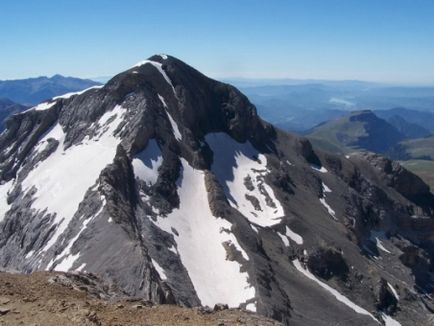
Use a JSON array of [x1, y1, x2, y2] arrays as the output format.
[[0, 55, 433, 325]]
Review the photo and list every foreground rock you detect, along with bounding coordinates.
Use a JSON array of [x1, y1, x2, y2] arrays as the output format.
[[0, 271, 281, 326]]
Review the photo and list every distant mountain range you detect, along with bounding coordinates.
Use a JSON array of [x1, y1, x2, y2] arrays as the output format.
[[0, 75, 101, 106], [304, 109, 434, 190], [306, 110, 405, 154], [306, 109, 434, 157], [236, 82, 434, 132], [375, 107, 434, 133]]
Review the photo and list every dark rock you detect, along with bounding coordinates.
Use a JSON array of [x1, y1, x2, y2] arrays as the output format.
[[213, 303, 229, 312]]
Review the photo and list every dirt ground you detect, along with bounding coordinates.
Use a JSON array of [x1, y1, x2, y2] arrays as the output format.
[[0, 271, 281, 326]]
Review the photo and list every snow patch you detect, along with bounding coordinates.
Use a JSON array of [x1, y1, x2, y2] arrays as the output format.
[[320, 182, 336, 219], [133, 60, 176, 95], [76, 263, 86, 272], [293, 259, 378, 323], [24, 101, 57, 113], [52, 216, 93, 272], [53, 85, 103, 100], [35, 101, 57, 111], [277, 232, 290, 247], [152, 258, 167, 280], [311, 165, 328, 173], [285, 226, 303, 245], [320, 198, 336, 219], [166, 111, 182, 141], [168, 245, 177, 254], [206, 132, 284, 227], [157, 93, 182, 141], [250, 224, 259, 234], [22, 105, 126, 253], [381, 313, 401, 326], [322, 182, 332, 193], [370, 231, 391, 254], [158, 94, 168, 108], [132, 139, 163, 186], [155, 158, 255, 308], [245, 302, 256, 312], [0, 180, 13, 221], [388, 283, 399, 301]]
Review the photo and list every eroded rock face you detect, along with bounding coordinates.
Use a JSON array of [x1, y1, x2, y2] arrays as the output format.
[[374, 278, 398, 313], [359, 152, 432, 202], [307, 247, 349, 281], [0, 55, 433, 326]]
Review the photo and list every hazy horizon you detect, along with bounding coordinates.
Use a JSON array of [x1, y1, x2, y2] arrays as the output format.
[[1, 0, 434, 84]]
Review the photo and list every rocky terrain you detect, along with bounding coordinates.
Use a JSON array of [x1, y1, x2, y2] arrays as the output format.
[[0, 271, 280, 326], [0, 54, 434, 325]]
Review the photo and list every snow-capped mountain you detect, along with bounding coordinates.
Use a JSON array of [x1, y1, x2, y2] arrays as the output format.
[[1, 55, 434, 325]]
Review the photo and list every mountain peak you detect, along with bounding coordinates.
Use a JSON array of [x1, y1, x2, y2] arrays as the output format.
[[0, 56, 433, 326]]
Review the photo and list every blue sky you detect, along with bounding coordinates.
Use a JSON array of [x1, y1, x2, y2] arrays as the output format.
[[1, 0, 434, 83]]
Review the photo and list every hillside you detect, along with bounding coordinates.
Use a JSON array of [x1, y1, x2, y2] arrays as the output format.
[[395, 135, 434, 161], [307, 110, 404, 154], [375, 108, 434, 133]]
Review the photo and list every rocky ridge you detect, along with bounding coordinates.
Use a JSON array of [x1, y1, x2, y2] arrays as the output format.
[[0, 55, 433, 325]]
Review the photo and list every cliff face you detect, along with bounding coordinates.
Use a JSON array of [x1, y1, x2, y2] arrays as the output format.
[[0, 55, 433, 325]]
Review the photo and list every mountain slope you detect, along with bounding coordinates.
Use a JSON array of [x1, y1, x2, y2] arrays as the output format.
[[0, 98, 27, 131], [391, 135, 434, 161], [375, 108, 434, 133], [0, 75, 101, 105], [384, 114, 430, 139], [0, 55, 434, 325], [307, 110, 405, 154]]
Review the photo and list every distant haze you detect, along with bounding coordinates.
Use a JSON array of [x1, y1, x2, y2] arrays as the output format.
[[1, 0, 434, 84]]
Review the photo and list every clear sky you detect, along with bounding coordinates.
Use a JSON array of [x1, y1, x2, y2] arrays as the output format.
[[1, 0, 434, 84]]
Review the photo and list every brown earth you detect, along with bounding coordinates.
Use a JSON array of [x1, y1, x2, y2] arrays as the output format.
[[0, 271, 281, 326]]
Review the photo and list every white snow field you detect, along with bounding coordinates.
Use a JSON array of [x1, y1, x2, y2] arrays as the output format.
[[22, 105, 127, 253], [132, 139, 163, 186], [0, 179, 13, 222], [155, 158, 255, 308], [293, 259, 379, 323], [206, 132, 284, 227]]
